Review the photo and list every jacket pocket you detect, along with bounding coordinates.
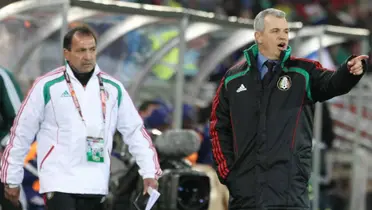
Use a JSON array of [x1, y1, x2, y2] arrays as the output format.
[[288, 154, 311, 207], [224, 166, 256, 208], [40, 146, 55, 169], [294, 155, 311, 182]]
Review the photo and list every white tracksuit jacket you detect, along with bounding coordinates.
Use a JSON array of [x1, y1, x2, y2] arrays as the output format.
[[0, 64, 162, 195]]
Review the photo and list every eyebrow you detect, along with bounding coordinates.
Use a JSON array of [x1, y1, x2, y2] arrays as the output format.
[[270, 28, 290, 32], [76, 46, 96, 51]]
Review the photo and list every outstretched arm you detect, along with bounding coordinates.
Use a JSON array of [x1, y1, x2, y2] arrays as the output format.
[[310, 55, 368, 102]]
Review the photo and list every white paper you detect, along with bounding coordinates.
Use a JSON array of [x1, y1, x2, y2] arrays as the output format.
[[145, 187, 161, 210]]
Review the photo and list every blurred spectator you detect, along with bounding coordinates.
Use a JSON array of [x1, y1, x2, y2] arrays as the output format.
[[197, 123, 213, 165], [182, 104, 198, 129], [222, 0, 242, 16], [138, 100, 161, 119], [273, 0, 297, 21], [143, 105, 172, 132]]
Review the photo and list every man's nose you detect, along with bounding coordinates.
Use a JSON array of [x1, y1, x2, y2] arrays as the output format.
[[279, 32, 288, 40], [84, 52, 93, 60], [278, 35, 287, 41]]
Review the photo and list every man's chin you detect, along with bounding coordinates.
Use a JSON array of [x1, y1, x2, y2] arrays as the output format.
[[81, 66, 94, 72], [273, 52, 281, 60]]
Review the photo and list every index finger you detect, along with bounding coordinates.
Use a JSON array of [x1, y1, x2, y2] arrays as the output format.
[[143, 185, 148, 195], [355, 55, 369, 61]]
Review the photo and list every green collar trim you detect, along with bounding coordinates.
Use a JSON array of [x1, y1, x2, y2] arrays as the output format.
[[243, 44, 291, 68]]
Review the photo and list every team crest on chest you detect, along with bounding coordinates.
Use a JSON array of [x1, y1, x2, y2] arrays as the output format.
[[277, 75, 291, 91]]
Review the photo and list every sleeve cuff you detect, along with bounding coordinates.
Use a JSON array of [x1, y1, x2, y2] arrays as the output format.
[[142, 173, 156, 179], [1, 134, 10, 147]]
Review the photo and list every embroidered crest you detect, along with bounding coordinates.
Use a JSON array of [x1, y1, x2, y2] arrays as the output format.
[[46, 192, 54, 200], [277, 75, 291, 91]]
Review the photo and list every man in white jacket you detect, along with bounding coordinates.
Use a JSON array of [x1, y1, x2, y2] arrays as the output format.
[[0, 26, 162, 210]]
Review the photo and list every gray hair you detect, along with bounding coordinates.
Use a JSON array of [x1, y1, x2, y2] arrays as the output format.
[[254, 8, 286, 32]]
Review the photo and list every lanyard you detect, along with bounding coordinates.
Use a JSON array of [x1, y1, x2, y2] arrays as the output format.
[[64, 70, 106, 124]]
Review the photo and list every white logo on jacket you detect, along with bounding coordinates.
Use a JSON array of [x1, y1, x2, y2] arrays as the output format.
[[236, 84, 247, 93]]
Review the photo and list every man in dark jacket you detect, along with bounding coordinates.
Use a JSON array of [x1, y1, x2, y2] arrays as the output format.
[[210, 8, 368, 210], [0, 66, 24, 209]]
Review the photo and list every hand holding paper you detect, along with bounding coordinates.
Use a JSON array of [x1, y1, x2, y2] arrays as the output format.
[[143, 178, 158, 195], [145, 187, 161, 210], [133, 186, 161, 210]]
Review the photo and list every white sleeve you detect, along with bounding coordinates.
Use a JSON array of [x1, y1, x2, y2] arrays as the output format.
[[116, 87, 162, 179], [0, 79, 44, 185]]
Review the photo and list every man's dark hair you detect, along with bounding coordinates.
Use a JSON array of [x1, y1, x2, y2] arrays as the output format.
[[63, 26, 97, 51], [139, 100, 160, 112]]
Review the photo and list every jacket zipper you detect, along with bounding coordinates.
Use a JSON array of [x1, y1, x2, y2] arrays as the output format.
[[40, 146, 55, 169]]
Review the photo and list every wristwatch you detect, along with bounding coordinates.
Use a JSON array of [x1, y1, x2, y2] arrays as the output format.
[[5, 184, 19, 188]]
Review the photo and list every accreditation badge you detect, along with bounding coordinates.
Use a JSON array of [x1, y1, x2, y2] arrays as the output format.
[[86, 136, 104, 163], [85, 119, 105, 163]]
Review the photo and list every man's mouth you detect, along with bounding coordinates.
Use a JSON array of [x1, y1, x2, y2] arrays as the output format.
[[278, 43, 287, 50]]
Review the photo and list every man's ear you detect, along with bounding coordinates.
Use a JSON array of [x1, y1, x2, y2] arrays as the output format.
[[254, 32, 262, 44], [63, 49, 69, 61]]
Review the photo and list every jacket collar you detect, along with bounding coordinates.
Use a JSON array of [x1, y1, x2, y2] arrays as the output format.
[[243, 44, 291, 69], [65, 61, 101, 80]]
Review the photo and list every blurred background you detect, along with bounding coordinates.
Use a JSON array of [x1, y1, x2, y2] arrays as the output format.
[[1, 0, 372, 210]]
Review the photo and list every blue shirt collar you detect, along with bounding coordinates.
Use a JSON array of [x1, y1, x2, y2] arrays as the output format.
[[257, 52, 279, 71], [257, 52, 269, 70]]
